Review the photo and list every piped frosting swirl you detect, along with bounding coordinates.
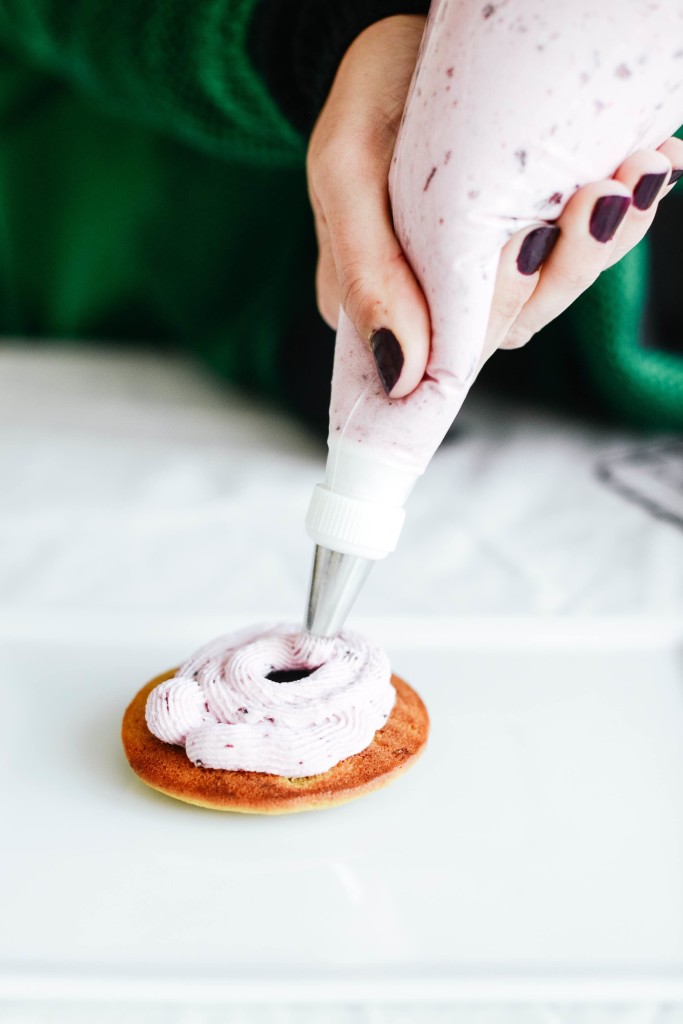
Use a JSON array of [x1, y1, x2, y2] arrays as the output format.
[[145, 624, 395, 777]]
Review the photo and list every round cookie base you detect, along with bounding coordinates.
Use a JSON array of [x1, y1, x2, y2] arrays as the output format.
[[122, 669, 429, 814]]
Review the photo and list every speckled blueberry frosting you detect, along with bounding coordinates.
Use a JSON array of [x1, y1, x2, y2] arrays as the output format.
[[145, 625, 395, 777], [329, 0, 683, 473]]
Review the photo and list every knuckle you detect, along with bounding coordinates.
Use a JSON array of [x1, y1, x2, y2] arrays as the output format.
[[555, 265, 598, 293], [315, 264, 338, 328], [501, 324, 534, 350], [316, 288, 338, 329], [311, 137, 356, 188], [306, 129, 325, 181], [492, 289, 529, 326], [319, 303, 338, 330], [659, 137, 682, 161], [340, 273, 381, 333]]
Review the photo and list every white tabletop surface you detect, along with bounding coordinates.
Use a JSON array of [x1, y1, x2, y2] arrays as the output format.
[[1, 343, 683, 1022]]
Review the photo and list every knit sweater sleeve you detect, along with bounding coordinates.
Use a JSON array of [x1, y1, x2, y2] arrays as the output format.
[[0, 1, 430, 163], [0, 0, 305, 164], [250, 0, 432, 136]]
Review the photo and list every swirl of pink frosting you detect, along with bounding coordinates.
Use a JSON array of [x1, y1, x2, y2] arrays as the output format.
[[145, 624, 395, 777]]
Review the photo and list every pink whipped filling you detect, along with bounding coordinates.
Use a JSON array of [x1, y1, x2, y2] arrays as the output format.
[[145, 624, 395, 778]]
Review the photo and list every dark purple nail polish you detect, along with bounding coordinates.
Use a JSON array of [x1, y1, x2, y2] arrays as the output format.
[[371, 328, 404, 395], [589, 194, 630, 243], [516, 225, 560, 275], [669, 168, 683, 186], [633, 171, 667, 210]]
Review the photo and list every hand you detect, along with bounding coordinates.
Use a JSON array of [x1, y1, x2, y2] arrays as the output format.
[[483, 141, 683, 363], [307, 15, 683, 397]]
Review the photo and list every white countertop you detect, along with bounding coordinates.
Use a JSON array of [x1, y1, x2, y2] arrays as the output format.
[[2, 342, 682, 1021]]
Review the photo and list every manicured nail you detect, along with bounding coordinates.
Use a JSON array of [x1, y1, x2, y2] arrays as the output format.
[[516, 225, 560, 275], [371, 328, 404, 395], [589, 194, 630, 243], [669, 169, 683, 186], [633, 171, 667, 210]]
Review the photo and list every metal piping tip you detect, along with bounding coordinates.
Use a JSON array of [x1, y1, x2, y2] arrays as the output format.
[[304, 544, 374, 639]]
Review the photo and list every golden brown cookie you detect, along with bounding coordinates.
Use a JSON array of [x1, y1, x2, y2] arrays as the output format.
[[122, 669, 429, 814]]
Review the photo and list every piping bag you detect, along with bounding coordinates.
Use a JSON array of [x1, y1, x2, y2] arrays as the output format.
[[304, 0, 683, 637]]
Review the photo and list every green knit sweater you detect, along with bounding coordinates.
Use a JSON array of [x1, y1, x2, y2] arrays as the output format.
[[0, 0, 681, 429]]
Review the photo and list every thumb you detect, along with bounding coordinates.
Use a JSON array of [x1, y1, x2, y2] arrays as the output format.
[[325, 165, 431, 399]]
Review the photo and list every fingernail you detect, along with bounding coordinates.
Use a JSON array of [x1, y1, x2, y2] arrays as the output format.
[[633, 171, 667, 210], [516, 225, 560, 275], [371, 328, 404, 395], [669, 168, 683, 186], [589, 194, 630, 243]]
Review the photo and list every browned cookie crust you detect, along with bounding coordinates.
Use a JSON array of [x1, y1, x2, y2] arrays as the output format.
[[122, 669, 429, 814]]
